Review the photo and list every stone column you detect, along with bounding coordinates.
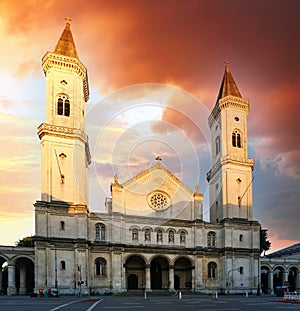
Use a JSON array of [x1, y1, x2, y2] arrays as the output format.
[[283, 270, 288, 283], [145, 265, 151, 292], [19, 267, 27, 295], [268, 271, 274, 295], [7, 265, 16, 296], [168, 265, 175, 292]]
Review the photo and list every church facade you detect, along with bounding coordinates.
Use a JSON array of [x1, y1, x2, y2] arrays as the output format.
[[17, 22, 263, 295]]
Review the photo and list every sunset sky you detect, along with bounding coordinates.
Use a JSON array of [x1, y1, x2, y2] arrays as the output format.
[[0, 0, 299, 252]]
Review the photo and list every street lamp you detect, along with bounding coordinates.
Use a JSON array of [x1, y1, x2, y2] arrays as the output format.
[[227, 268, 239, 295], [50, 243, 58, 289]]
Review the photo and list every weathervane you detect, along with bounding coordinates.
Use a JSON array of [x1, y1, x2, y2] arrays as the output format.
[[155, 156, 162, 161], [65, 17, 72, 23]]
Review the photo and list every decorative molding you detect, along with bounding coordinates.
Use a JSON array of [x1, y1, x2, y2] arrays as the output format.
[[37, 123, 88, 143]]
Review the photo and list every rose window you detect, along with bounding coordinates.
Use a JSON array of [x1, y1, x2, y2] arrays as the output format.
[[147, 191, 170, 211]]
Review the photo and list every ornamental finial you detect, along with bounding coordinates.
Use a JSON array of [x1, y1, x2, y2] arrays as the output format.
[[155, 156, 162, 161]]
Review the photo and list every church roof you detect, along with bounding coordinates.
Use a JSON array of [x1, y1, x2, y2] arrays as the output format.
[[267, 243, 300, 259], [54, 22, 79, 59], [216, 63, 242, 104]]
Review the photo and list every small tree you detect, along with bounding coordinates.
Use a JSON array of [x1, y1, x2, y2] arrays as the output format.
[[260, 229, 271, 255], [15, 236, 34, 247]]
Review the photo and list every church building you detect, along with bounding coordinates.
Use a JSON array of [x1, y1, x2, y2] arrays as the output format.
[[32, 22, 261, 295]]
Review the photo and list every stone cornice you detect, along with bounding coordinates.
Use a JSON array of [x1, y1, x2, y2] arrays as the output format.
[[37, 123, 88, 143], [221, 155, 254, 170], [219, 96, 249, 113], [42, 52, 89, 102]]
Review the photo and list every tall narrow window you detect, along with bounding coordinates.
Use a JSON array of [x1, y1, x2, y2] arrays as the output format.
[[95, 225, 100, 240], [64, 99, 70, 116], [239, 234, 243, 242], [61, 261, 66, 270], [232, 130, 242, 148], [95, 223, 106, 241], [100, 225, 106, 241], [215, 136, 220, 155], [60, 221, 65, 231], [57, 96, 70, 117], [208, 262, 217, 279], [207, 231, 216, 247], [57, 98, 64, 115]]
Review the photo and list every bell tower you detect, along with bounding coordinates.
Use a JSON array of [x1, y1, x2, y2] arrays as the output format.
[[36, 21, 90, 208], [207, 64, 254, 222]]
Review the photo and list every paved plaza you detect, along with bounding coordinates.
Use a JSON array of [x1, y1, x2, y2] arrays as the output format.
[[0, 295, 299, 311]]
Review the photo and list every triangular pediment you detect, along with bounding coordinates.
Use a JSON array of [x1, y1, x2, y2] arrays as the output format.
[[122, 161, 194, 196], [110, 161, 202, 219]]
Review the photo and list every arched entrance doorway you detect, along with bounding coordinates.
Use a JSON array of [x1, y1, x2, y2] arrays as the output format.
[[150, 257, 169, 290], [174, 257, 192, 290], [125, 255, 145, 290]]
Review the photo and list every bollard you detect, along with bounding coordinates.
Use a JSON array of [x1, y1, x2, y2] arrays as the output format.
[[179, 291, 182, 299], [215, 292, 218, 299], [246, 291, 248, 298], [144, 291, 147, 300]]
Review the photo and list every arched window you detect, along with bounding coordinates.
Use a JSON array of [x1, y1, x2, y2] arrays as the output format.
[[61, 261, 66, 270], [207, 231, 216, 247], [132, 229, 139, 241], [57, 95, 70, 117], [215, 136, 221, 155], [208, 262, 217, 279], [95, 224, 106, 241], [157, 229, 163, 242], [232, 130, 242, 148], [145, 229, 151, 241], [239, 267, 244, 274], [60, 221, 65, 231], [179, 231, 186, 244], [95, 257, 106, 276], [168, 230, 175, 243]]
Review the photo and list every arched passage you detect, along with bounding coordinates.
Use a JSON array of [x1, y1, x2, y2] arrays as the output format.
[[125, 255, 145, 290], [174, 257, 192, 290], [288, 267, 298, 291], [15, 257, 35, 295], [273, 266, 284, 289], [261, 266, 270, 294], [150, 257, 169, 290]]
